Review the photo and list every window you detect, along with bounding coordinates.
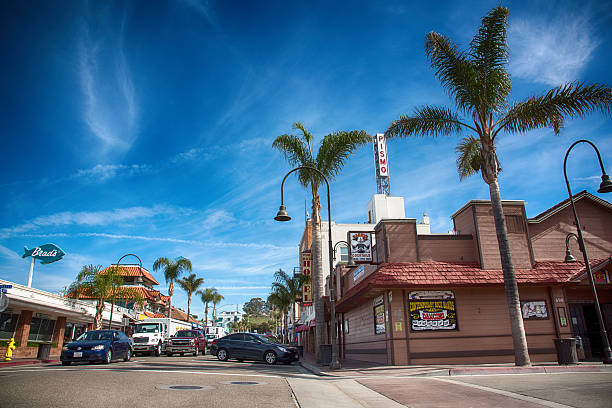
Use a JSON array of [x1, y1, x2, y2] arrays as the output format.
[[0, 313, 19, 340], [28, 317, 56, 342], [340, 246, 348, 263], [505, 215, 525, 233]]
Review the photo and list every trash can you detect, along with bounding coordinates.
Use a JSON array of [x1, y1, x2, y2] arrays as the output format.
[[554, 338, 578, 365], [319, 344, 331, 365], [37, 343, 51, 360]]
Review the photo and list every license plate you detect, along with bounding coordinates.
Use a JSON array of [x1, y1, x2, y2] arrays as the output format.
[[73, 352, 82, 357]]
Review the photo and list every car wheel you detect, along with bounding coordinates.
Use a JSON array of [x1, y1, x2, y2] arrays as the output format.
[[264, 351, 277, 365], [155, 344, 161, 357], [61, 361, 71, 366], [124, 348, 132, 362], [217, 348, 229, 361], [104, 349, 112, 364]]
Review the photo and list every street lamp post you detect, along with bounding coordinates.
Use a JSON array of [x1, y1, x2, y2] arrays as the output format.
[[563, 139, 612, 364], [110, 253, 142, 330], [333, 241, 357, 267], [275, 166, 342, 369]]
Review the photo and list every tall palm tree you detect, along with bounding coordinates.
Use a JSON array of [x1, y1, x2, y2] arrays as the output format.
[[197, 288, 216, 327], [273, 122, 370, 355], [267, 291, 291, 343], [385, 6, 612, 366], [177, 273, 204, 322], [68, 264, 124, 329], [211, 292, 224, 324], [271, 268, 310, 343], [152, 256, 192, 318]]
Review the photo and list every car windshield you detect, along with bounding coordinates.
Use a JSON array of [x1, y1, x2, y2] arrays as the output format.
[[175, 330, 197, 337], [254, 334, 274, 344], [76, 331, 113, 341], [134, 324, 160, 334]]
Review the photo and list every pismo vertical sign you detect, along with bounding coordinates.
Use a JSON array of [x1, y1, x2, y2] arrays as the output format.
[[301, 252, 312, 306], [375, 133, 388, 177]]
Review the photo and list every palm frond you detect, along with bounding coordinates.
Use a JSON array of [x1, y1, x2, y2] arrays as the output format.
[[316, 130, 371, 180], [469, 6, 511, 113], [272, 134, 316, 189], [425, 32, 479, 114], [292, 122, 313, 144], [386, 106, 469, 139], [498, 82, 612, 136], [455, 136, 482, 180]]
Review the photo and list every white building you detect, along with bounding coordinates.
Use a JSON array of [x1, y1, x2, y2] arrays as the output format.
[[215, 310, 244, 329]]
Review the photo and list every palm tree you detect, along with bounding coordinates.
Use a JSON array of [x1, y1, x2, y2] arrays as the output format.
[[271, 268, 310, 343], [273, 122, 370, 355], [68, 264, 124, 329], [211, 292, 224, 324], [177, 273, 204, 322], [267, 291, 290, 342], [152, 256, 192, 318], [197, 288, 216, 327], [385, 6, 612, 366]]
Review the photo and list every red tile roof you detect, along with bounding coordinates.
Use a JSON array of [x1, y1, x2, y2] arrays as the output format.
[[101, 265, 160, 286], [337, 259, 610, 311]]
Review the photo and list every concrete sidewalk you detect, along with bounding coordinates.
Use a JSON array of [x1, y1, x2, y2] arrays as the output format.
[[298, 352, 612, 378], [0, 358, 59, 368]]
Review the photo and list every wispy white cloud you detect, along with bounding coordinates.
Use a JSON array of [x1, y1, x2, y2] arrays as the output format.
[[509, 8, 597, 85], [78, 8, 139, 153], [73, 163, 154, 182]]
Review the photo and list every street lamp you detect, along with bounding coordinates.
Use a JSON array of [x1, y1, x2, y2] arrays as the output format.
[[563, 139, 612, 364], [564, 233, 580, 263], [110, 253, 142, 330], [274, 166, 342, 369], [333, 241, 357, 267]]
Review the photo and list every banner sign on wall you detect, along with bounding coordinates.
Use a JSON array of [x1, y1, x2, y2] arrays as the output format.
[[353, 265, 365, 281], [521, 300, 548, 319], [301, 252, 312, 306], [375, 133, 389, 177], [348, 231, 373, 263], [409, 295, 458, 331]]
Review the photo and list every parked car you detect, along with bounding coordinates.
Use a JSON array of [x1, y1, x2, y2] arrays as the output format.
[[166, 329, 206, 356], [60, 330, 132, 365], [210, 332, 299, 365]]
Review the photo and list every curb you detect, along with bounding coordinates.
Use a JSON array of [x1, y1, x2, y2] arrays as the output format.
[[0, 359, 59, 368], [449, 364, 612, 376], [299, 360, 332, 376]]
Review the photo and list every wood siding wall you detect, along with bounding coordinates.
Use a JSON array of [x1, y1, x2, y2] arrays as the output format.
[[343, 299, 387, 364]]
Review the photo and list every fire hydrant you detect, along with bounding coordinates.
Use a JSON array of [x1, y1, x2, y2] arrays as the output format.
[[4, 338, 16, 361]]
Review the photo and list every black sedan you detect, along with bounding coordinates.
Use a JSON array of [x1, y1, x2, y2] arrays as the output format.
[[60, 330, 133, 365], [210, 333, 299, 365]]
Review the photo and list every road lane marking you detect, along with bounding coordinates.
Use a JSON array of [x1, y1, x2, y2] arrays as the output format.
[[430, 377, 575, 408], [4, 367, 282, 378]]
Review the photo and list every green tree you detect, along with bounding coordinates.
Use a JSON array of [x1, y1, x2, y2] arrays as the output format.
[[152, 256, 192, 318], [211, 292, 224, 324], [242, 297, 267, 317], [271, 268, 310, 343], [385, 6, 612, 366], [273, 123, 370, 353], [197, 288, 217, 326], [267, 291, 290, 342], [68, 264, 123, 329], [177, 273, 204, 322]]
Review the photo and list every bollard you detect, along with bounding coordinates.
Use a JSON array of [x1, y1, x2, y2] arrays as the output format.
[[4, 338, 16, 361]]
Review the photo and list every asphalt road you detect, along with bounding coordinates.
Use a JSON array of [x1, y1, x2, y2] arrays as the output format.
[[0, 355, 305, 408], [1, 355, 611, 408]]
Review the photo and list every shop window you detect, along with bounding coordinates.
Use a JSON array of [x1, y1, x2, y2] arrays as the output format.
[[28, 317, 56, 342], [0, 312, 19, 340]]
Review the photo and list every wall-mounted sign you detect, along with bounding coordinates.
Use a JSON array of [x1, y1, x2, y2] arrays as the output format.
[[593, 270, 609, 284], [373, 295, 384, 307], [22, 244, 65, 264], [374, 303, 385, 334], [348, 231, 373, 263], [353, 265, 365, 281], [409, 296, 458, 331], [301, 252, 312, 305], [375, 133, 389, 177], [521, 300, 548, 319], [409, 291, 454, 300]]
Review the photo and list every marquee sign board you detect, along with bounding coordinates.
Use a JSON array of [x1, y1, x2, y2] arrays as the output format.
[[348, 231, 373, 263], [375, 133, 389, 177], [22, 244, 65, 264], [409, 291, 458, 331]]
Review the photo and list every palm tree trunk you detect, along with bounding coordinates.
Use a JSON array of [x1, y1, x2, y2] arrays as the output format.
[[488, 177, 531, 366], [167, 279, 174, 319], [205, 303, 209, 326], [311, 200, 326, 362], [187, 295, 191, 322], [95, 300, 105, 330], [291, 303, 296, 344]]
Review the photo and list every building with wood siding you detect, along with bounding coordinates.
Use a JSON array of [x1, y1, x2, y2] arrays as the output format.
[[332, 191, 612, 365]]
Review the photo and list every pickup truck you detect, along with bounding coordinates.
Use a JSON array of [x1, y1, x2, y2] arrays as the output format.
[[166, 329, 207, 356]]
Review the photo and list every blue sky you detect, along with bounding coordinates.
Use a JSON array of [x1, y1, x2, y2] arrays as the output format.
[[1, 0, 611, 319]]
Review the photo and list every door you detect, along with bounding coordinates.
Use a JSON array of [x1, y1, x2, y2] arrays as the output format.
[[226, 333, 247, 358], [242, 334, 263, 360]]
